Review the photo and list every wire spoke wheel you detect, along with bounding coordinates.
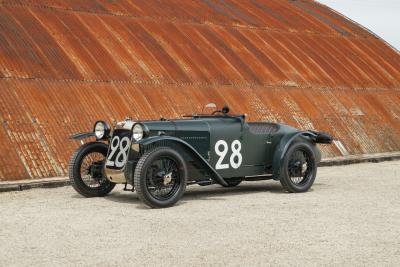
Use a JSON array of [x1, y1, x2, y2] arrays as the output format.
[[134, 147, 187, 208], [280, 142, 317, 193], [79, 152, 106, 188], [69, 142, 115, 197], [288, 149, 313, 185], [145, 157, 181, 200]]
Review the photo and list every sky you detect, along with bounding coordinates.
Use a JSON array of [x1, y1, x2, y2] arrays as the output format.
[[317, 0, 400, 50]]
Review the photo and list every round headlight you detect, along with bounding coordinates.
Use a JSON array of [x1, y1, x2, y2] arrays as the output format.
[[93, 121, 110, 140], [94, 121, 106, 139], [132, 124, 144, 141]]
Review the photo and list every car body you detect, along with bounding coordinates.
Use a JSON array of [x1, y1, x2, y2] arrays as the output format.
[[69, 105, 332, 208]]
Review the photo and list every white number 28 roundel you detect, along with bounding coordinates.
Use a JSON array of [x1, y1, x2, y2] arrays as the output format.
[[106, 136, 131, 168], [215, 140, 242, 170]]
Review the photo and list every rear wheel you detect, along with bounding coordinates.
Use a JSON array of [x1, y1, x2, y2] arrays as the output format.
[[134, 147, 187, 208], [69, 142, 115, 197], [280, 141, 317, 193]]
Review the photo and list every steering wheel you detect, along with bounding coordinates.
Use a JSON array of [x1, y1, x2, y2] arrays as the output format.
[[212, 106, 230, 115]]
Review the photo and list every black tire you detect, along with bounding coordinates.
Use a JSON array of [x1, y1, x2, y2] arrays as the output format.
[[69, 142, 115, 197], [222, 178, 242, 187], [134, 147, 187, 208], [280, 141, 317, 193]]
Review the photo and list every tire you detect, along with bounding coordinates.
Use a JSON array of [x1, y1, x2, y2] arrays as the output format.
[[134, 147, 187, 208], [69, 142, 115, 197], [279, 141, 317, 193], [222, 178, 242, 187]]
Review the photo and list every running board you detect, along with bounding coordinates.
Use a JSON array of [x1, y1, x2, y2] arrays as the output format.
[[243, 174, 273, 181]]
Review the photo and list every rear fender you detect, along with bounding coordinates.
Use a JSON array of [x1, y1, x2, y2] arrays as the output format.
[[272, 131, 321, 180], [137, 136, 228, 186]]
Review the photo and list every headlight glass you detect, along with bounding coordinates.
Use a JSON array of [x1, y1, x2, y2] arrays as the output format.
[[132, 124, 144, 141], [94, 122, 106, 139]]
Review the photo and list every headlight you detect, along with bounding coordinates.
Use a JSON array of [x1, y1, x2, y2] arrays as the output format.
[[93, 121, 110, 140], [132, 124, 144, 141]]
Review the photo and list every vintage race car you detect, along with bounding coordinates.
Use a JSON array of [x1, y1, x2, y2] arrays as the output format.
[[69, 104, 332, 208]]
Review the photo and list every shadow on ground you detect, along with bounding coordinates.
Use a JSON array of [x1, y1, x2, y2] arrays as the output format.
[[96, 181, 286, 208]]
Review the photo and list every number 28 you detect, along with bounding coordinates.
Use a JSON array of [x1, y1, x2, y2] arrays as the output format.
[[215, 140, 243, 170]]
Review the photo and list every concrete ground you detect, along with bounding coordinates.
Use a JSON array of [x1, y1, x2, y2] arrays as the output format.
[[0, 161, 399, 266]]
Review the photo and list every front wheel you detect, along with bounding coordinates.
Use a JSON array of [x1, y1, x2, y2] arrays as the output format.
[[134, 147, 187, 208], [280, 141, 317, 193], [69, 142, 115, 197]]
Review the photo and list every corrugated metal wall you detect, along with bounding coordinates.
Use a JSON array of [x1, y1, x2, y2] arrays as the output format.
[[0, 0, 399, 180]]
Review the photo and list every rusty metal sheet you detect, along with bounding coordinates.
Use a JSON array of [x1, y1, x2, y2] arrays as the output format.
[[0, 0, 399, 180]]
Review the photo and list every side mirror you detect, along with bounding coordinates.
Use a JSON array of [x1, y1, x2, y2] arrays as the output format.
[[222, 105, 230, 114]]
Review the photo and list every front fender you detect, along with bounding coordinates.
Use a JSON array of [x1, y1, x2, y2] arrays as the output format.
[[272, 131, 320, 180], [137, 136, 228, 186], [69, 132, 95, 140]]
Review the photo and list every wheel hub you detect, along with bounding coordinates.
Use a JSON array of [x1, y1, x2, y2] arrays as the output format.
[[287, 148, 314, 186], [291, 160, 305, 177], [145, 156, 181, 201], [163, 172, 172, 185], [87, 161, 104, 181]]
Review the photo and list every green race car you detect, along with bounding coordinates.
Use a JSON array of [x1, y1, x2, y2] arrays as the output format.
[[69, 104, 332, 208]]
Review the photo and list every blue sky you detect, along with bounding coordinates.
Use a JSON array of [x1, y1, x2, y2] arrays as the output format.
[[318, 0, 400, 50]]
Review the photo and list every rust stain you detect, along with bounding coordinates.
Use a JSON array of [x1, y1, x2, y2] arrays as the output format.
[[0, 0, 399, 180]]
